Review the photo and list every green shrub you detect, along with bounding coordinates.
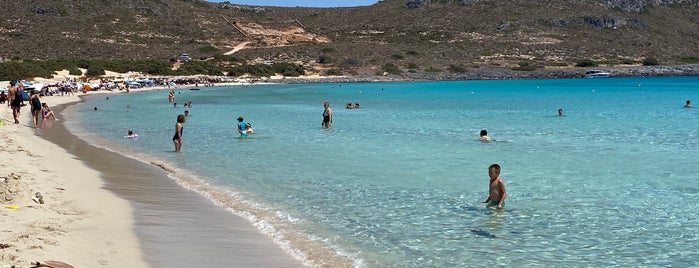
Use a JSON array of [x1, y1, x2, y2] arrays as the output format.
[[317, 55, 333, 64], [380, 63, 402, 75], [320, 47, 336, 53], [447, 64, 467, 73], [272, 62, 305, 77], [677, 56, 699, 64], [68, 67, 82, 75], [86, 66, 105, 77], [512, 61, 539, 71], [575, 59, 597, 67], [642, 57, 659, 66], [391, 54, 404, 60]]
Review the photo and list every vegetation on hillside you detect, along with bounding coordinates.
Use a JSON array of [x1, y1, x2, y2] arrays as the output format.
[[0, 59, 305, 81], [0, 0, 697, 79]]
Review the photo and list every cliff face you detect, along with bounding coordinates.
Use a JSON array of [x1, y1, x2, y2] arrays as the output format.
[[0, 0, 698, 73]]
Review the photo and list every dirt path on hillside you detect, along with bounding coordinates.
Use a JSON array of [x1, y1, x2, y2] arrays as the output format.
[[224, 42, 251, 55]]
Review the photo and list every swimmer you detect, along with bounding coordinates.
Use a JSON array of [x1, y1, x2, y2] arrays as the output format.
[[125, 129, 138, 139], [685, 100, 692, 108], [479, 129, 492, 141], [558, 108, 564, 116]]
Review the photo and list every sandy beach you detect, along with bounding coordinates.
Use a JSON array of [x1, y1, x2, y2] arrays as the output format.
[[0, 93, 147, 267], [1, 84, 306, 267]]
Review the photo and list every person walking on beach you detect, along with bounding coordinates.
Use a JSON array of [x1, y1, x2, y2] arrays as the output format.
[[9, 81, 22, 124], [29, 90, 42, 128], [322, 101, 332, 128], [173, 114, 185, 152], [483, 164, 507, 209]]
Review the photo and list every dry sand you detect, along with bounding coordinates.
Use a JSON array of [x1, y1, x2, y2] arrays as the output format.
[[1, 85, 307, 267], [0, 93, 147, 267]]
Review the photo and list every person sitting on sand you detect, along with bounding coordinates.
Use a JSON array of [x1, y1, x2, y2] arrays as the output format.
[[41, 103, 56, 120], [479, 129, 492, 141]]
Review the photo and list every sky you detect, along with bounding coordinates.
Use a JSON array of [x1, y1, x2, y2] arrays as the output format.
[[207, 0, 378, 8]]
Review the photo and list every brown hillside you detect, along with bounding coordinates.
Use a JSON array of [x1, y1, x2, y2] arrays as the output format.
[[1, 0, 698, 74]]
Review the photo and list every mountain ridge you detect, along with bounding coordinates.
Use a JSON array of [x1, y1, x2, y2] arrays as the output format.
[[1, 0, 698, 77]]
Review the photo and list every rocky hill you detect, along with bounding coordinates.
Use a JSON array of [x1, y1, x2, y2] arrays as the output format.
[[1, 0, 698, 77]]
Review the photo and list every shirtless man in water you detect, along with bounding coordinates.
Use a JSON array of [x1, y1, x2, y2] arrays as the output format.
[[483, 164, 507, 209]]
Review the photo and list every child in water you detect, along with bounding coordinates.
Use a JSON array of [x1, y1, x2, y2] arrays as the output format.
[[483, 164, 507, 209]]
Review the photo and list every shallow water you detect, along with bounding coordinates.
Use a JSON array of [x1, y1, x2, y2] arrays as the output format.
[[64, 77, 699, 267]]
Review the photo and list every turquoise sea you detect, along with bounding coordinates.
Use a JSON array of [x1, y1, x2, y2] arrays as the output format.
[[64, 76, 699, 267]]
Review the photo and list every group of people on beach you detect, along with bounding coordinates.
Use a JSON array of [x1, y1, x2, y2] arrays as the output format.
[[5, 81, 57, 128]]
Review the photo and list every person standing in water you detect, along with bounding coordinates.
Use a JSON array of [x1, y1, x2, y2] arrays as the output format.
[[173, 114, 185, 152], [685, 100, 692, 108], [483, 164, 507, 209], [322, 101, 332, 128], [237, 116, 252, 137]]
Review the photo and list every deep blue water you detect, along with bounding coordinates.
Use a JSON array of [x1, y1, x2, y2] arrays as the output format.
[[64, 76, 699, 267]]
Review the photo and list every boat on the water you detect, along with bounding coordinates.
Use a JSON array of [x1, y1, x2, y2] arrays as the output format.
[[585, 70, 611, 78]]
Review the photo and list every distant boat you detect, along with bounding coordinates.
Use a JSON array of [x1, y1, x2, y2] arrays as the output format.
[[585, 70, 611, 78], [189, 88, 201, 90]]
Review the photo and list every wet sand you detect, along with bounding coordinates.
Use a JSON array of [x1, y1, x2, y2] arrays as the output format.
[[41, 100, 306, 267]]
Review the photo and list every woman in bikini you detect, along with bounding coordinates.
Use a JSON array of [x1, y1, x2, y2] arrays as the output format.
[[41, 103, 56, 120]]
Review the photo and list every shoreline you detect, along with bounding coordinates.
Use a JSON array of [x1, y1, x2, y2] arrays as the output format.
[[261, 64, 699, 84], [0, 94, 146, 267], [2, 70, 696, 267], [1, 90, 307, 267]]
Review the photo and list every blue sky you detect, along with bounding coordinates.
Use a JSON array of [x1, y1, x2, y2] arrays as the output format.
[[207, 0, 378, 8]]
